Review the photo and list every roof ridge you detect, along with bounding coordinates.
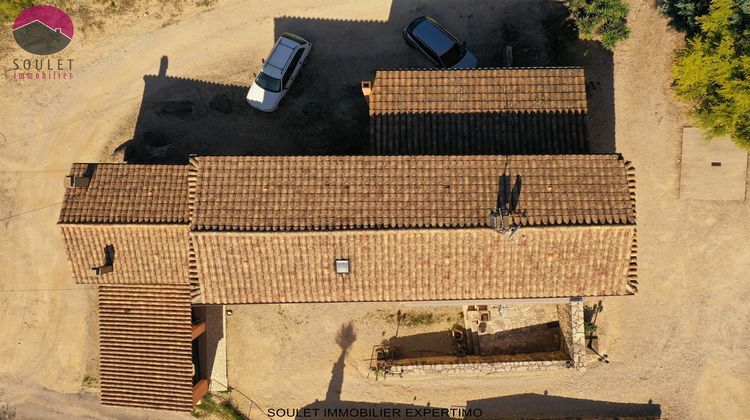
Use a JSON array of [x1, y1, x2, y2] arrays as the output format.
[[374, 66, 585, 71]]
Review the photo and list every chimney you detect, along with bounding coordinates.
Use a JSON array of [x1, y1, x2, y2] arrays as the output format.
[[65, 163, 96, 188], [65, 175, 90, 188], [360, 81, 372, 104], [91, 244, 115, 276], [91, 265, 113, 276]]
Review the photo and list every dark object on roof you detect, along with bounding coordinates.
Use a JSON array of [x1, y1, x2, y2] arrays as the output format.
[[189, 155, 634, 231], [58, 155, 637, 303]]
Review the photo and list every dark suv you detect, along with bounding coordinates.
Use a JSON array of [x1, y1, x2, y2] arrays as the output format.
[[403, 16, 478, 69]]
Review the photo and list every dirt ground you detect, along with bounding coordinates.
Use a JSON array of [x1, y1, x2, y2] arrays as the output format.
[[0, 0, 748, 418]]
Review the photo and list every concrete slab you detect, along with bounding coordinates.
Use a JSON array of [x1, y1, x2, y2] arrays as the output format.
[[680, 128, 748, 201]]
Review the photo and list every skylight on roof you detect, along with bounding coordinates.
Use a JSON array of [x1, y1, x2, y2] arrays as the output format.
[[335, 259, 350, 275]]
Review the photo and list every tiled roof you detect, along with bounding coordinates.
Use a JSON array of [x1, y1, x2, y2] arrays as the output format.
[[98, 284, 194, 412], [59, 164, 189, 224], [366, 68, 588, 155], [190, 155, 634, 231], [193, 226, 638, 304], [368, 68, 588, 114], [370, 112, 588, 155], [60, 225, 190, 284]]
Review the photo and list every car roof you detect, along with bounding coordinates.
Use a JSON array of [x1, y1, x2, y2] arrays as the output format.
[[261, 36, 302, 79], [412, 19, 456, 55]]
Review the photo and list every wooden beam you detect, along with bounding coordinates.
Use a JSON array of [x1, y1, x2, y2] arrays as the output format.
[[192, 379, 209, 404], [191, 321, 206, 340]]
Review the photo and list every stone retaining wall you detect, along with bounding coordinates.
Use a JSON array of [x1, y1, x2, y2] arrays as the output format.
[[387, 359, 569, 376], [557, 299, 587, 371]]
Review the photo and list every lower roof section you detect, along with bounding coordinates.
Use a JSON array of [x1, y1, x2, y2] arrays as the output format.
[[98, 284, 194, 412], [193, 226, 637, 304], [60, 224, 190, 285]]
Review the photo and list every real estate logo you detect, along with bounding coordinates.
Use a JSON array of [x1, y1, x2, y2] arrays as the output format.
[[12, 5, 73, 55], [10, 5, 75, 81]]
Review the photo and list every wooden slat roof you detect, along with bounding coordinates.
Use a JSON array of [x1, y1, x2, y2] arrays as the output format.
[[98, 284, 193, 412]]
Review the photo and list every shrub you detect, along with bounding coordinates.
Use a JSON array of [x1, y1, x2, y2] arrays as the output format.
[[566, 0, 631, 49], [0, 0, 33, 24], [660, 0, 750, 34], [660, 0, 712, 34], [673, 0, 750, 148], [584, 322, 598, 337]]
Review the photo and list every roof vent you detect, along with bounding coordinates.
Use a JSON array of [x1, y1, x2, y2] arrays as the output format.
[[335, 258, 350, 275]]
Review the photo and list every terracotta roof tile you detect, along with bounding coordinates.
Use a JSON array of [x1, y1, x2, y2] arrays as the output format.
[[59, 164, 189, 224], [190, 155, 634, 231], [194, 226, 637, 304], [60, 225, 189, 284], [369, 68, 588, 115], [367, 68, 588, 154], [98, 284, 193, 412]]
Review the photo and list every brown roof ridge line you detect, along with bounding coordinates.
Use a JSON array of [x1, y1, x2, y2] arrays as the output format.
[[374, 66, 585, 71], [201, 294, 633, 306], [368, 110, 589, 115], [189, 153, 623, 159], [189, 224, 636, 236], [57, 222, 189, 227], [68, 161, 188, 167]]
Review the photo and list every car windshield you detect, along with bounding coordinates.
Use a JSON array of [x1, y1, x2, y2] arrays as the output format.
[[255, 71, 282, 92], [440, 43, 466, 68]]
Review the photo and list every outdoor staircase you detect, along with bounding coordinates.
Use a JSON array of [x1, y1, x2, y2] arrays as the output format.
[[464, 327, 480, 355]]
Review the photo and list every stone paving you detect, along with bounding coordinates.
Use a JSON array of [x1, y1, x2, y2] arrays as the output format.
[[464, 304, 562, 356]]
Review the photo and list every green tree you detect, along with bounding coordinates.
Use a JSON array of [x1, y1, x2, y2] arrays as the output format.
[[659, 0, 712, 34], [673, 0, 750, 148], [566, 0, 631, 49], [660, 0, 750, 34], [0, 0, 34, 24]]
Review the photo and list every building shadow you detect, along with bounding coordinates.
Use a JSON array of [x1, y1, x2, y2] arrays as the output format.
[[370, 111, 589, 155], [465, 393, 662, 418], [115, 0, 614, 162], [115, 67, 369, 163], [295, 344, 659, 419], [387, 322, 562, 360]]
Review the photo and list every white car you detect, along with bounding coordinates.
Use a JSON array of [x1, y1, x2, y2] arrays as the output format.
[[246, 33, 311, 112]]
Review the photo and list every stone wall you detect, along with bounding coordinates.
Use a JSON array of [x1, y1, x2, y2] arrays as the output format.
[[387, 359, 569, 376], [557, 299, 587, 371]]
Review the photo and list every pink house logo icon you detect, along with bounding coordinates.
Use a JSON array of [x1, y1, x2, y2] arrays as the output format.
[[12, 5, 74, 55]]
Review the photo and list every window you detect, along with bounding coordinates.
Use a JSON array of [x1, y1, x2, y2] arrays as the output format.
[[255, 71, 282, 92], [281, 33, 307, 45], [415, 37, 440, 64], [282, 49, 305, 87], [335, 259, 350, 274], [440, 43, 466, 68]]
